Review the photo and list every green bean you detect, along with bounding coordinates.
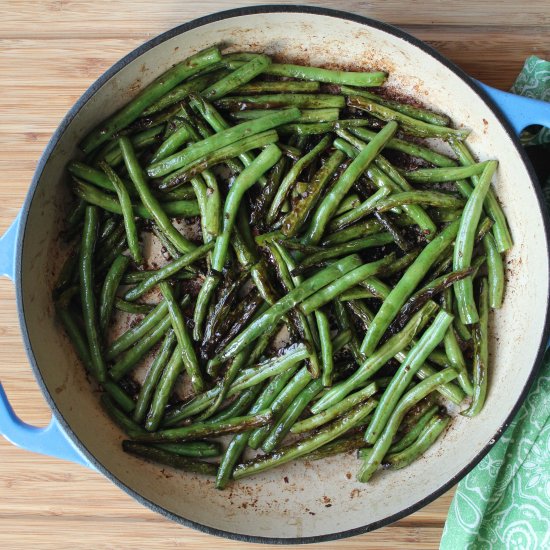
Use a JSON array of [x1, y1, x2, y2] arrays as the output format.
[[107, 300, 169, 359], [161, 185, 196, 201], [462, 278, 489, 417], [376, 211, 414, 252], [144, 345, 184, 431], [68, 161, 133, 194], [338, 288, 378, 301], [56, 305, 93, 371], [347, 96, 470, 140], [152, 441, 222, 458], [388, 404, 440, 454], [122, 441, 218, 476], [303, 121, 398, 244], [81, 46, 222, 153], [441, 288, 474, 396], [201, 55, 271, 100], [357, 368, 458, 482], [212, 144, 281, 272], [232, 80, 321, 94], [292, 385, 378, 434], [344, 299, 375, 328], [312, 301, 438, 413], [329, 187, 391, 231], [340, 86, 450, 126], [306, 432, 369, 460], [98, 254, 130, 334], [393, 267, 474, 331], [402, 162, 490, 183], [142, 71, 228, 116], [150, 223, 181, 260], [280, 119, 372, 136], [192, 273, 220, 342], [150, 124, 192, 164], [201, 272, 246, 351], [313, 310, 333, 387], [147, 108, 299, 177], [451, 140, 512, 252], [159, 129, 279, 189], [65, 199, 86, 232], [100, 163, 143, 264], [109, 302, 185, 382], [200, 348, 254, 420], [188, 95, 268, 185], [333, 193, 361, 217], [251, 156, 288, 226], [333, 299, 365, 365], [251, 60, 385, 85], [94, 216, 125, 260], [101, 395, 146, 438], [216, 430, 251, 489], [267, 135, 331, 225], [216, 368, 297, 489], [165, 343, 311, 424], [281, 150, 346, 238], [233, 398, 376, 480], [161, 118, 222, 241], [98, 215, 118, 240], [119, 137, 197, 254], [79, 206, 106, 382], [133, 331, 177, 423], [323, 219, 385, 246], [211, 255, 361, 367], [483, 232, 504, 308], [453, 161, 497, 324], [231, 107, 339, 123], [124, 242, 213, 301], [383, 413, 451, 469], [267, 242, 320, 377], [159, 282, 203, 393], [365, 310, 453, 444], [103, 125, 165, 167], [414, 363, 465, 405], [103, 380, 135, 413], [121, 268, 194, 285], [262, 378, 325, 452], [95, 233, 128, 275], [360, 219, 460, 356], [376, 191, 465, 212], [430, 208, 463, 223], [336, 130, 437, 239], [300, 254, 397, 316], [216, 94, 346, 110], [136, 411, 273, 443], [74, 181, 199, 220], [210, 385, 264, 423]]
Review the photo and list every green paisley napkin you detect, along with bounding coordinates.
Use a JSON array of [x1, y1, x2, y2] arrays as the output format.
[[441, 56, 550, 550]]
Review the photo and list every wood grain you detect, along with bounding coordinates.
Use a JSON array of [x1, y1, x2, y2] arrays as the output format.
[[0, 1, 547, 548]]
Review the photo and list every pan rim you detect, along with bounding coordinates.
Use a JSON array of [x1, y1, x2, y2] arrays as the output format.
[[14, 4, 550, 544]]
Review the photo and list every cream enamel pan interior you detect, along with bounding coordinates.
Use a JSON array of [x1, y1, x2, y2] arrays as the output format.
[[16, 6, 550, 543]]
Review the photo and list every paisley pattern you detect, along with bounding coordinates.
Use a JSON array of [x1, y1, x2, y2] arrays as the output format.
[[442, 57, 550, 550], [510, 56, 550, 146]]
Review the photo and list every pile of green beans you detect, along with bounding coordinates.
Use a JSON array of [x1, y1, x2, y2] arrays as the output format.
[[55, 45, 510, 487]]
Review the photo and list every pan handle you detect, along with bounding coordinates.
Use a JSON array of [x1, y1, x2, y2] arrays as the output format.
[[0, 382, 93, 467], [0, 218, 92, 467], [476, 81, 550, 135], [0, 213, 21, 280]]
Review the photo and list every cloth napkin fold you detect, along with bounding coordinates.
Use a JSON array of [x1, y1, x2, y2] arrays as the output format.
[[441, 56, 550, 550]]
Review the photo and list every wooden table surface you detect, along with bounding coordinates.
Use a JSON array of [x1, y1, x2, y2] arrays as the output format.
[[1, 2, 548, 548]]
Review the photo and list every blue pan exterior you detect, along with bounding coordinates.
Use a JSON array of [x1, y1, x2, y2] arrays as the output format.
[[13, 5, 550, 544]]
